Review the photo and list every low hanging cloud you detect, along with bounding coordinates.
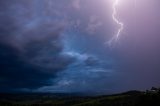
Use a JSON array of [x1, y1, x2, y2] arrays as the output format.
[[36, 51, 115, 94]]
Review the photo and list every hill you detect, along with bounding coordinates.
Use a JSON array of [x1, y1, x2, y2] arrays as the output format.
[[0, 89, 160, 106]]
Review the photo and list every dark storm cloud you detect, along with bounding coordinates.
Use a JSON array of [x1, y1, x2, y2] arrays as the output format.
[[36, 51, 115, 94], [1, 0, 160, 94], [0, 0, 74, 91], [0, 0, 116, 93], [0, 43, 53, 91]]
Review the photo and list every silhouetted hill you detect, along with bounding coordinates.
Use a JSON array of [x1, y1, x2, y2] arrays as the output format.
[[0, 89, 160, 106], [121, 90, 144, 95]]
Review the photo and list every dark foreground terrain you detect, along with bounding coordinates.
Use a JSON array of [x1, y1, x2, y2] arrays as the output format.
[[0, 89, 160, 106]]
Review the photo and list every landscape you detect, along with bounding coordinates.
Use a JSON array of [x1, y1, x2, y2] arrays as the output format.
[[0, 0, 160, 106], [0, 87, 160, 106]]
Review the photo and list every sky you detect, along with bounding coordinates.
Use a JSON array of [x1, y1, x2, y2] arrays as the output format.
[[0, 0, 160, 95]]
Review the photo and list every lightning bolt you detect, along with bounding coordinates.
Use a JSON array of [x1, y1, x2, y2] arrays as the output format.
[[107, 0, 124, 45]]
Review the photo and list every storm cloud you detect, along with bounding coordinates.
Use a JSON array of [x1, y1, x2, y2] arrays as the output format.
[[0, 0, 160, 94], [0, 0, 74, 92]]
